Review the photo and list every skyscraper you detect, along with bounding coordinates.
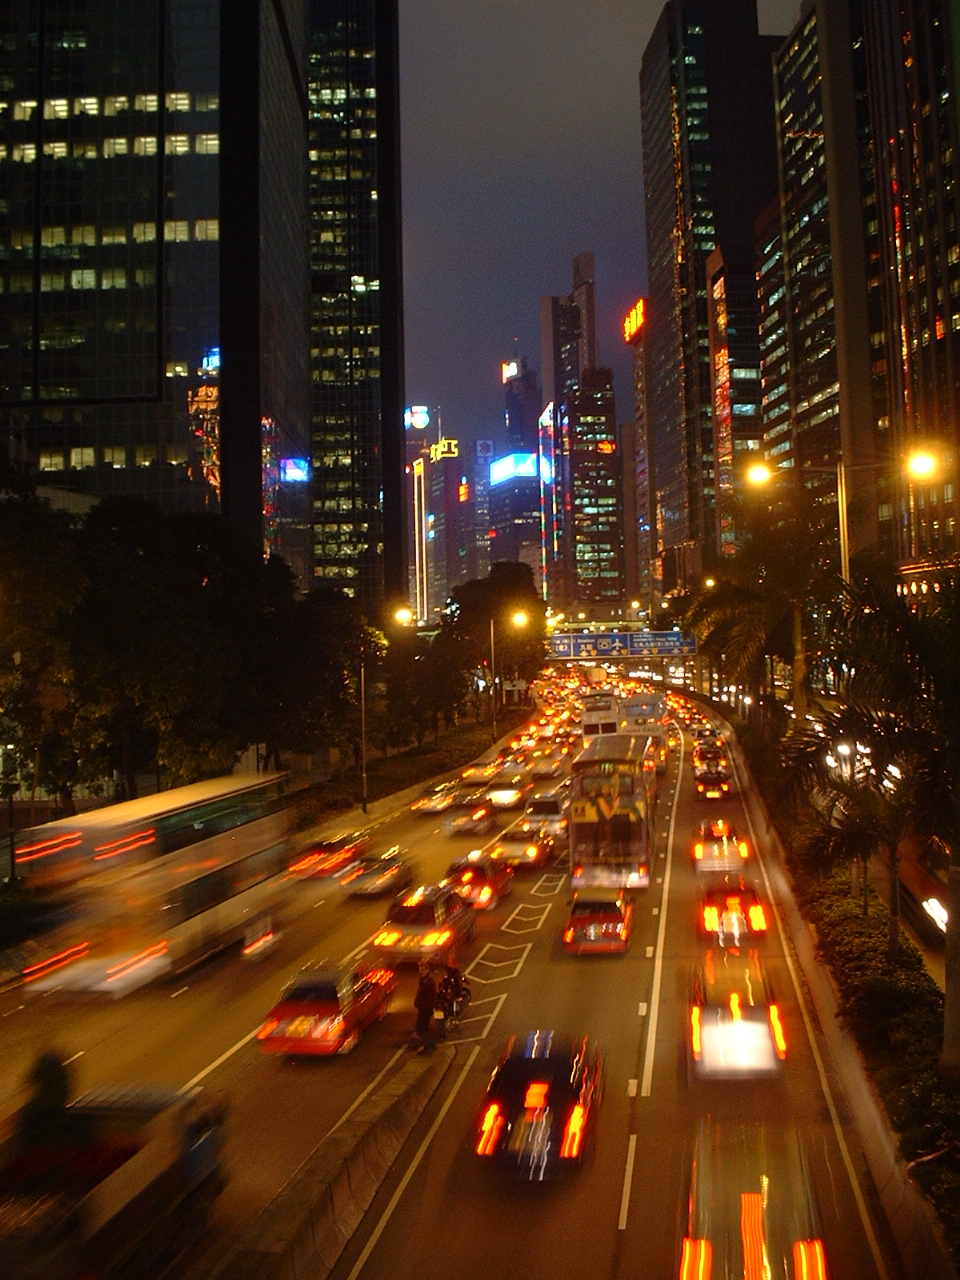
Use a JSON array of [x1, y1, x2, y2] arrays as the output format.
[[0, 0, 312, 580], [501, 357, 541, 452], [639, 0, 780, 588], [566, 369, 623, 602], [307, 0, 406, 607]]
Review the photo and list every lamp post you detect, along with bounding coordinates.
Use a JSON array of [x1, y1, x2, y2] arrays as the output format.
[[359, 657, 368, 814], [490, 610, 529, 745]]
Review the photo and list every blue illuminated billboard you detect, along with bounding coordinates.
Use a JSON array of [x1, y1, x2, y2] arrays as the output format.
[[490, 453, 538, 486], [280, 458, 310, 482]]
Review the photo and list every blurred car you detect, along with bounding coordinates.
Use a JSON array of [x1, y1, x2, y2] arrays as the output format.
[[688, 949, 786, 1081], [680, 1118, 827, 1280], [442, 804, 496, 838], [461, 761, 499, 784], [562, 888, 632, 954], [446, 850, 514, 909], [474, 1031, 604, 1179], [372, 883, 476, 964], [699, 874, 768, 947], [289, 831, 369, 878], [490, 828, 557, 869], [257, 960, 395, 1055], [530, 753, 565, 780], [692, 819, 750, 872], [410, 781, 460, 815], [692, 723, 721, 743], [520, 789, 568, 840], [485, 773, 534, 810], [339, 847, 414, 897], [695, 764, 732, 800], [692, 743, 729, 777]]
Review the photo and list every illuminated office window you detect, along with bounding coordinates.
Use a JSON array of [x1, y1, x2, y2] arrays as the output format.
[[104, 95, 129, 115], [103, 447, 126, 468], [44, 99, 69, 119], [13, 100, 37, 120], [195, 133, 219, 153], [71, 226, 95, 246], [42, 141, 68, 158], [136, 445, 157, 466], [70, 269, 97, 289], [132, 222, 156, 242], [165, 134, 190, 155], [39, 452, 65, 471], [195, 93, 219, 111], [103, 138, 129, 157], [73, 96, 99, 115], [40, 226, 66, 246], [164, 220, 189, 242], [133, 136, 157, 155], [134, 94, 158, 112], [70, 447, 95, 469], [101, 268, 127, 289], [165, 92, 191, 111], [194, 218, 219, 239], [101, 227, 127, 245]]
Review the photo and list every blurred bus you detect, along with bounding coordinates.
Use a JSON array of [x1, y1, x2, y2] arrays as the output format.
[[15, 775, 293, 994], [568, 735, 656, 890], [580, 693, 619, 738]]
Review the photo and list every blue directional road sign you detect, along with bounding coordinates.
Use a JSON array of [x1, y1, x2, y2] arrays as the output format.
[[549, 631, 696, 660]]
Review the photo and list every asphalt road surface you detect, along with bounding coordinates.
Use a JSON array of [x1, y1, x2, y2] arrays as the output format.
[[0, 721, 902, 1280]]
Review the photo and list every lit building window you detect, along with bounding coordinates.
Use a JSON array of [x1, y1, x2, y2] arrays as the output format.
[[134, 94, 158, 112], [42, 141, 68, 159], [43, 99, 69, 119], [135, 445, 157, 466], [104, 96, 129, 115], [165, 361, 188, 377], [70, 269, 97, 289], [194, 218, 219, 239], [73, 97, 99, 115], [103, 138, 129, 157], [101, 227, 126, 245], [69, 447, 95, 469], [13, 101, 38, 120], [12, 145, 37, 162], [40, 274, 64, 292], [103, 447, 126, 468], [38, 451, 65, 471], [166, 92, 191, 112], [165, 134, 190, 155], [40, 226, 66, 246], [134, 268, 156, 287], [133, 136, 158, 155], [195, 133, 219, 154], [71, 226, 95, 246], [195, 93, 219, 112], [101, 268, 126, 289], [132, 222, 156, 242], [164, 220, 190, 242]]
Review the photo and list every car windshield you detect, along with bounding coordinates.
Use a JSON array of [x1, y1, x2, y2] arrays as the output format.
[[571, 901, 621, 918], [284, 980, 340, 1003], [387, 901, 438, 925], [527, 800, 561, 815], [492, 1058, 577, 1107]]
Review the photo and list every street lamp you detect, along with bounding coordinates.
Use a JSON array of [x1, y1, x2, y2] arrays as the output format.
[[490, 610, 529, 744], [359, 657, 368, 814], [394, 606, 414, 626]]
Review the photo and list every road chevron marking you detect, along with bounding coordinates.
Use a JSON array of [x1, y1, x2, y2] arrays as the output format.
[[501, 902, 552, 934], [464, 942, 533, 983]]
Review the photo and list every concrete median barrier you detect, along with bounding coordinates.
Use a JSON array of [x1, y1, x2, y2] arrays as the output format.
[[209, 1045, 455, 1280]]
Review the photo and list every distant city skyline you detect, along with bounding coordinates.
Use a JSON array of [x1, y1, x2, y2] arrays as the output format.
[[398, 0, 802, 446]]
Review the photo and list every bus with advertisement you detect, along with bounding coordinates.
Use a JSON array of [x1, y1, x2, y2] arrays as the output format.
[[568, 734, 657, 891]]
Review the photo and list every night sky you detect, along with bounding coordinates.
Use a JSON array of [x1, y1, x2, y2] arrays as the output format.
[[399, 0, 802, 449]]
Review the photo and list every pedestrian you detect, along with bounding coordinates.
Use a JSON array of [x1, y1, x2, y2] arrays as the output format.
[[413, 960, 437, 1053]]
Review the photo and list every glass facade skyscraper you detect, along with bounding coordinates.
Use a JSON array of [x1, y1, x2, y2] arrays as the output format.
[[0, 0, 311, 579], [307, 0, 406, 608]]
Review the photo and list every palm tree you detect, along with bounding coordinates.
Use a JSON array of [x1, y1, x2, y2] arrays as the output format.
[[684, 496, 838, 719], [826, 569, 960, 1075]]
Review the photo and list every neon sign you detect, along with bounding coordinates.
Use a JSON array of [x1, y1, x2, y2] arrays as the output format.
[[623, 298, 645, 343], [430, 438, 459, 463]]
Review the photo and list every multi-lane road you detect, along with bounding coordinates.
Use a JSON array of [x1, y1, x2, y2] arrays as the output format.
[[0, 716, 902, 1279]]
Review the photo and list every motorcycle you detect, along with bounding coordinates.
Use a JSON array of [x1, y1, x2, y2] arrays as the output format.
[[432, 972, 472, 1040]]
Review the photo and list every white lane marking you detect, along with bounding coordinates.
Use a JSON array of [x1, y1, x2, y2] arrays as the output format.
[[312, 897, 327, 909], [170, 985, 189, 999], [501, 902, 552, 934], [732, 750, 890, 1280], [627, 1078, 638, 1097], [645, 946, 654, 958], [346, 1045, 481, 1280], [532, 871, 567, 897], [641, 725, 685, 1098], [340, 932, 376, 966], [464, 942, 533, 984], [179, 1027, 260, 1094], [656, 877, 663, 884], [618, 1133, 638, 1230], [652, 906, 659, 915], [638, 1002, 648, 1017], [63, 1050, 84, 1065], [455, 992, 509, 1043], [2, 1004, 24, 1017], [326, 1048, 407, 1137]]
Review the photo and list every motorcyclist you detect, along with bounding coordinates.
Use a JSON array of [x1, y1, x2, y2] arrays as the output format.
[[437, 962, 469, 1020]]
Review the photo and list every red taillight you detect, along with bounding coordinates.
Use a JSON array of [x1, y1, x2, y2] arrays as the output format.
[[748, 904, 767, 931], [703, 905, 719, 932], [679, 1237, 712, 1280], [741, 1191, 766, 1280], [769, 1004, 787, 1058], [563, 927, 574, 943], [374, 930, 402, 947], [524, 1081, 549, 1109], [738, 841, 748, 858], [461, 869, 474, 882], [257, 1018, 280, 1040], [691, 1006, 702, 1059], [694, 843, 704, 859], [477, 885, 493, 905], [697, 783, 705, 792], [792, 1239, 827, 1280], [722, 782, 730, 792], [477, 1103, 505, 1155], [560, 1103, 586, 1159]]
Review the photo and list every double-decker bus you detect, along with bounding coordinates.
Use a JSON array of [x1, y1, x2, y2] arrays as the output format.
[[580, 693, 619, 738], [568, 734, 657, 891], [14, 775, 293, 995]]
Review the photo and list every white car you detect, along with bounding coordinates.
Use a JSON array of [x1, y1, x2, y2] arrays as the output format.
[[520, 790, 568, 840]]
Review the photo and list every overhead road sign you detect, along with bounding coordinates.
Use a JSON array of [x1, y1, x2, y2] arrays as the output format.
[[549, 631, 696, 659]]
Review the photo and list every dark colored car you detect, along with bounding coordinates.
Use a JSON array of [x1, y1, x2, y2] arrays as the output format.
[[692, 819, 750, 872], [257, 961, 395, 1055], [289, 832, 369, 878], [339, 847, 414, 897], [475, 1031, 604, 1179], [446, 851, 514, 909], [442, 804, 496, 838], [699, 874, 768, 947], [695, 765, 732, 801]]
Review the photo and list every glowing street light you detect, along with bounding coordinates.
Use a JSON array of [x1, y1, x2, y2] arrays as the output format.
[[906, 450, 938, 480], [490, 609, 529, 743], [394, 606, 414, 626]]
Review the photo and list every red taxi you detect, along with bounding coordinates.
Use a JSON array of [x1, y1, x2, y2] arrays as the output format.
[[257, 961, 395, 1056]]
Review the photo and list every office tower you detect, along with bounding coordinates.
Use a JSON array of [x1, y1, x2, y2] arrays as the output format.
[[501, 357, 541, 452], [566, 369, 623, 602], [624, 298, 654, 608], [639, 0, 780, 589], [488, 454, 543, 591], [860, 0, 960, 564], [706, 248, 764, 558], [0, 0, 311, 581], [472, 439, 494, 581], [308, 0, 406, 607], [404, 405, 432, 622], [757, 197, 792, 474]]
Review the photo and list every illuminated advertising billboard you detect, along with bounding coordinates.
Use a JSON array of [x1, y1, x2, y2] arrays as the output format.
[[623, 298, 646, 343], [280, 458, 310, 482], [404, 405, 431, 430], [501, 360, 520, 384]]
